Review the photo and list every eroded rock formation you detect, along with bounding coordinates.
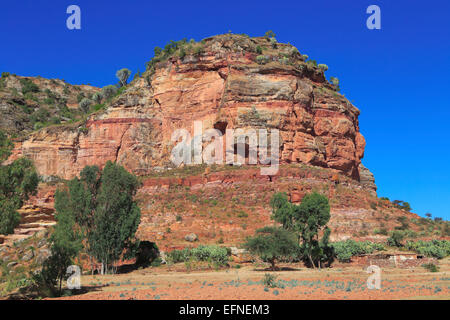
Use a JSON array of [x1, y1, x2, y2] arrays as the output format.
[[6, 34, 374, 191]]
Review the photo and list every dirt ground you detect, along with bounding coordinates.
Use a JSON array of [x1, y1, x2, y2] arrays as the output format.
[[51, 258, 450, 300]]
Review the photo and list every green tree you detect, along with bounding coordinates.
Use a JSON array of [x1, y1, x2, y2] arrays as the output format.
[[79, 98, 92, 113], [387, 230, 405, 247], [244, 226, 298, 270], [92, 92, 103, 104], [270, 192, 332, 268], [52, 162, 140, 274], [40, 191, 82, 296], [101, 85, 118, 100], [0, 156, 39, 235], [264, 30, 276, 39], [116, 68, 132, 87], [88, 161, 141, 274]]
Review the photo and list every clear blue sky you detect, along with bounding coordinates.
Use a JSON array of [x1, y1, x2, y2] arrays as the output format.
[[1, 0, 449, 219]]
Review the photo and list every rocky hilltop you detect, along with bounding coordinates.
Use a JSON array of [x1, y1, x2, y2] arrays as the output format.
[[6, 34, 426, 247], [6, 34, 373, 190], [0, 73, 99, 136]]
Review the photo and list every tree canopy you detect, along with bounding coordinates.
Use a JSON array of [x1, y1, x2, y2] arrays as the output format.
[[270, 192, 333, 268], [244, 226, 298, 270]]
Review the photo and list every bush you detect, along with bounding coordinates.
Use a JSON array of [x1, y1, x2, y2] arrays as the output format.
[[262, 273, 278, 288], [102, 85, 118, 100], [270, 37, 277, 49], [330, 240, 385, 262], [387, 230, 406, 247], [422, 263, 439, 272], [318, 64, 328, 71], [405, 240, 450, 259], [20, 78, 39, 94], [79, 98, 92, 113], [256, 55, 269, 65], [256, 46, 263, 54], [166, 245, 229, 267]]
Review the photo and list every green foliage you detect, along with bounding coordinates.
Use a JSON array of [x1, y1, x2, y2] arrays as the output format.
[[0, 130, 13, 161], [20, 78, 39, 94], [146, 39, 191, 72], [270, 37, 277, 49], [405, 240, 450, 259], [166, 245, 229, 267], [318, 64, 329, 71], [79, 98, 92, 113], [92, 92, 103, 104], [392, 200, 412, 212], [256, 46, 263, 54], [53, 162, 141, 274], [329, 77, 340, 90], [264, 30, 276, 39], [101, 85, 118, 100], [422, 263, 439, 272], [30, 108, 50, 125], [39, 196, 83, 296], [395, 216, 410, 230], [116, 68, 132, 87], [330, 240, 385, 262], [256, 55, 269, 65], [244, 226, 299, 270], [0, 157, 39, 235], [262, 273, 278, 288], [88, 161, 141, 273], [387, 230, 406, 247], [270, 192, 333, 268]]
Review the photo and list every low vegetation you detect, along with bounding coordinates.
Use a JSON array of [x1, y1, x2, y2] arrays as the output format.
[[166, 245, 229, 267], [330, 240, 385, 263]]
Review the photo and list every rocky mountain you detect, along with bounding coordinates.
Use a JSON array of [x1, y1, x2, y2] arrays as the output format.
[[7, 33, 434, 248], [6, 35, 372, 186]]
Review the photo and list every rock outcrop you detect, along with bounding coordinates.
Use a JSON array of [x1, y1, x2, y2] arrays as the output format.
[[0, 74, 99, 136], [6, 34, 374, 190]]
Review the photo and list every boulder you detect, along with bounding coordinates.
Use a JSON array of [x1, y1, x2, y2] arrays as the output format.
[[185, 233, 198, 242]]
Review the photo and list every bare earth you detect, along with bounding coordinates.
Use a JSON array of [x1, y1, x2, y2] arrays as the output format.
[[51, 259, 450, 300]]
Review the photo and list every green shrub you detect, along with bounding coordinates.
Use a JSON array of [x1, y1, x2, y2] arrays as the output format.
[[330, 240, 385, 262], [262, 273, 277, 288], [20, 78, 39, 94], [318, 64, 328, 71], [387, 230, 405, 247], [405, 240, 450, 259], [256, 46, 263, 54], [423, 263, 439, 272], [256, 55, 269, 65], [166, 245, 229, 266]]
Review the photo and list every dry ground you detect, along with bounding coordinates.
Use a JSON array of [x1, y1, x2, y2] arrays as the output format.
[[50, 258, 450, 300]]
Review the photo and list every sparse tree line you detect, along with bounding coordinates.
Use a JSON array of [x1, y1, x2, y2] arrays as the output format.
[[244, 192, 450, 270], [77, 68, 132, 114]]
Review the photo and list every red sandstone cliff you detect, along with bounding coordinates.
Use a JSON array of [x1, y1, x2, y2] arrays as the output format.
[[7, 34, 373, 192]]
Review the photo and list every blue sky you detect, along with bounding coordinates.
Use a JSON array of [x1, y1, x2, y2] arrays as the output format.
[[1, 0, 449, 219]]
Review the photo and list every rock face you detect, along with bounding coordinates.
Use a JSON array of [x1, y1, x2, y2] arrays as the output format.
[[6, 34, 374, 190], [358, 163, 377, 195]]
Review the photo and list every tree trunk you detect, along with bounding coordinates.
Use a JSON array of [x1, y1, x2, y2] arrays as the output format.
[[270, 259, 276, 271], [309, 255, 316, 269]]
